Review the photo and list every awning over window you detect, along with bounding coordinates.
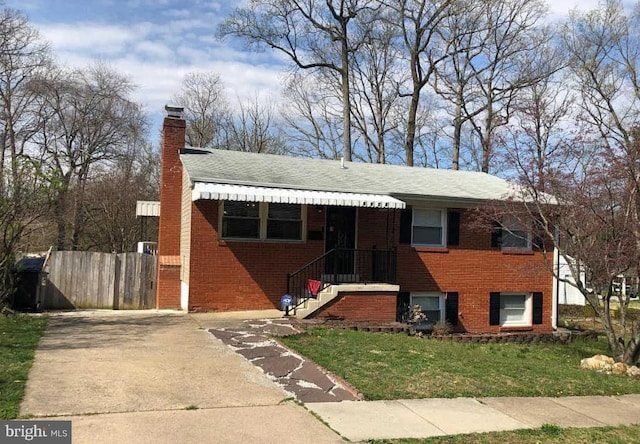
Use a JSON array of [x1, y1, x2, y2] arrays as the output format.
[[192, 182, 406, 209]]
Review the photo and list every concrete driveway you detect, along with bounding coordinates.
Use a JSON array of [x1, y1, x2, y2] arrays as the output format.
[[20, 310, 343, 444]]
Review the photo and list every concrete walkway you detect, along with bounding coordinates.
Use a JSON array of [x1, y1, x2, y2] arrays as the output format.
[[20, 311, 640, 443]]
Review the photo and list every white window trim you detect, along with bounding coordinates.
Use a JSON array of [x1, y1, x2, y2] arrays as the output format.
[[499, 292, 532, 327], [410, 292, 445, 323], [219, 201, 307, 242], [412, 208, 447, 247], [501, 218, 532, 251]]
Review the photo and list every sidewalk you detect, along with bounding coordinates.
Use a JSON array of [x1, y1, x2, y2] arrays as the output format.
[[306, 394, 640, 441]]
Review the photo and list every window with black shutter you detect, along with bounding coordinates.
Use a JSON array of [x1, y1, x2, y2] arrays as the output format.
[[447, 211, 460, 246], [489, 292, 501, 325], [533, 292, 543, 324], [399, 208, 412, 244]]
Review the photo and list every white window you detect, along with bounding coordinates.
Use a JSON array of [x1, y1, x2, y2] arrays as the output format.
[[499, 293, 531, 326], [221, 202, 305, 241], [502, 216, 531, 250], [413, 209, 446, 247], [411, 292, 444, 323]]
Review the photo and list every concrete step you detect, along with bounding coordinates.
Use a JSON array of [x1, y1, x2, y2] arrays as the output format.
[[294, 285, 340, 319]]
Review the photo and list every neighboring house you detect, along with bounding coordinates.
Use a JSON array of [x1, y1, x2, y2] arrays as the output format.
[[157, 107, 556, 334], [553, 250, 587, 306], [552, 250, 638, 306]]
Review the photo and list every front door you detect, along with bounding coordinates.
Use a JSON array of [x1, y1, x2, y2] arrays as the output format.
[[325, 206, 356, 276]]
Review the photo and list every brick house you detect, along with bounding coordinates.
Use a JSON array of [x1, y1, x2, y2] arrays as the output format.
[[157, 107, 556, 334]]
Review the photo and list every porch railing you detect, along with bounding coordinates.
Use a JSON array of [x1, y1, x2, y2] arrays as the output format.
[[285, 248, 397, 313]]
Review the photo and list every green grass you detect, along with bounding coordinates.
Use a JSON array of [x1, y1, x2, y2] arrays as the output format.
[[281, 328, 640, 400], [369, 424, 640, 444], [0, 315, 47, 419]]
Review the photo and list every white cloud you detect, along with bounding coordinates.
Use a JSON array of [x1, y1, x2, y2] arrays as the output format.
[[547, 0, 601, 17], [38, 22, 149, 55], [134, 41, 174, 60]]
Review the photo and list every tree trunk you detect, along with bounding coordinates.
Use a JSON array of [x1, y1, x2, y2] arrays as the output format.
[[340, 21, 352, 162], [405, 91, 419, 167], [623, 326, 640, 365], [452, 100, 462, 170]]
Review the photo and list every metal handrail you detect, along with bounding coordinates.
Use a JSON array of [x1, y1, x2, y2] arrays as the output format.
[[285, 248, 397, 315]]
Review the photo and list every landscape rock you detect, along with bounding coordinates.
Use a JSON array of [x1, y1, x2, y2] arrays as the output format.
[[627, 366, 640, 378], [611, 362, 628, 375], [580, 354, 615, 371]]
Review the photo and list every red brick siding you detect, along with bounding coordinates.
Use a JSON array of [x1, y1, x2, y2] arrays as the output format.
[[185, 204, 554, 332], [156, 116, 185, 309], [157, 266, 181, 309], [361, 208, 554, 333], [311, 291, 397, 322], [187, 201, 325, 311]]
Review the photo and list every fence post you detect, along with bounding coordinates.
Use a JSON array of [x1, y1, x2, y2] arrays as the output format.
[[112, 254, 121, 310]]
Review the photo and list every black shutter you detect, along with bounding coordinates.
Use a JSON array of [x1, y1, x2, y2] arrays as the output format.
[[489, 292, 501, 325], [445, 292, 459, 326], [399, 208, 413, 244], [447, 211, 460, 246], [533, 292, 543, 324], [397, 291, 410, 322], [491, 221, 502, 248]]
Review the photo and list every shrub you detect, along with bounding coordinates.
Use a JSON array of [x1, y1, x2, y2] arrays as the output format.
[[431, 320, 452, 336]]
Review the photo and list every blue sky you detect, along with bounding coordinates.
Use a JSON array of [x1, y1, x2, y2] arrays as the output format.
[[7, 0, 601, 144], [7, 0, 288, 141]]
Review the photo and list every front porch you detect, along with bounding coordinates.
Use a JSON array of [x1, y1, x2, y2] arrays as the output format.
[[286, 248, 399, 320]]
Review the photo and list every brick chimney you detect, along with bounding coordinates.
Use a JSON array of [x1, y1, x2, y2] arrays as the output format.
[[156, 105, 185, 309]]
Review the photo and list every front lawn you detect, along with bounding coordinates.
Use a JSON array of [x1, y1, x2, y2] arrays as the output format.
[[281, 328, 640, 400], [0, 315, 47, 419]]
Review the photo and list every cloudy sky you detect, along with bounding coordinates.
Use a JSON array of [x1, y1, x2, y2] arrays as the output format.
[[7, 0, 603, 142]]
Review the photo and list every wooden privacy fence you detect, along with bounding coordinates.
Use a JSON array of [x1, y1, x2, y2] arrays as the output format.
[[43, 251, 157, 309]]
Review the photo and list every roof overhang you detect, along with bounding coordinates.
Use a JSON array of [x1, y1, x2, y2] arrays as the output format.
[[191, 182, 406, 209]]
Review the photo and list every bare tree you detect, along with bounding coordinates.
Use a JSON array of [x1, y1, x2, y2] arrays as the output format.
[[556, 0, 640, 363], [562, 0, 639, 150], [433, 0, 551, 173], [218, 0, 380, 162], [0, 8, 51, 191], [34, 63, 147, 251], [388, 0, 459, 166], [280, 72, 344, 159], [501, 72, 575, 191], [81, 142, 159, 253], [0, 8, 52, 308], [224, 94, 288, 154], [350, 13, 404, 163], [172, 71, 231, 148]]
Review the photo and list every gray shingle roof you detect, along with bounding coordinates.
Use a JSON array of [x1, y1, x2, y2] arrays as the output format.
[[180, 148, 517, 203]]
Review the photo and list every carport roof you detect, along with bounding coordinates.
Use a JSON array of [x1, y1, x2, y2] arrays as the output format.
[[180, 148, 519, 204]]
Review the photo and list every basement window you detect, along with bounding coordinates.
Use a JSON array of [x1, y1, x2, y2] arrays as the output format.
[[410, 292, 444, 323]]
